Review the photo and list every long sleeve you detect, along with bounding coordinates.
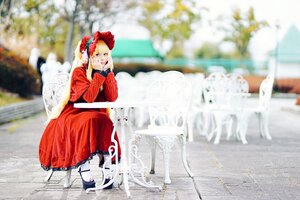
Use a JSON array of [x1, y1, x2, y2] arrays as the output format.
[[70, 67, 106, 103], [103, 72, 118, 102]]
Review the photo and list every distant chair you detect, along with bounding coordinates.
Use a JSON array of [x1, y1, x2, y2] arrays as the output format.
[[185, 73, 205, 141], [115, 72, 137, 101], [203, 72, 230, 144], [207, 65, 226, 74], [42, 72, 71, 188], [135, 71, 194, 184], [225, 73, 250, 143], [232, 68, 249, 76], [243, 75, 274, 140], [203, 72, 250, 144], [134, 71, 162, 128]]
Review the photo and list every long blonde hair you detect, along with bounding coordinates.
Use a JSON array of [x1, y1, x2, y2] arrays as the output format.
[[48, 40, 82, 120]]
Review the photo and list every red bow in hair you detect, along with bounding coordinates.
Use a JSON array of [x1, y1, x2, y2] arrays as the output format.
[[89, 31, 115, 56], [80, 36, 92, 52]]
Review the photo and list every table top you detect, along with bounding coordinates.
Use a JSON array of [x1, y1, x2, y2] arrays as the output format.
[[74, 100, 166, 109], [209, 92, 251, 97]]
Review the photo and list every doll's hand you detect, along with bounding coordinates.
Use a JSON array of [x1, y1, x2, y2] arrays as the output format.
[[91, 58, 102, 70], [102, 57, 112, 71]]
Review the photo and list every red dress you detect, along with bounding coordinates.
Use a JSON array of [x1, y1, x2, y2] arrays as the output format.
[[39, 66, 121, 171]]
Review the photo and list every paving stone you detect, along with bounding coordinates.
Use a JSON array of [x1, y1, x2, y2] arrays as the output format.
[[0, 98, 299, 199]]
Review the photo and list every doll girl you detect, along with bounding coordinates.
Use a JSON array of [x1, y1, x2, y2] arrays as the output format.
[[39, 31, 120, 190]]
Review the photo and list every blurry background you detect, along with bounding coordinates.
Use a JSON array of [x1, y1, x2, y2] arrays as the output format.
[[0, 0, 300, 101]]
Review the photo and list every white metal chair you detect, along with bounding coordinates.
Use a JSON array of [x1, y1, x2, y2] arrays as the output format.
[[185, 73, 205, 141], [115, 72, 138, 101], [135, 71, 194, 184], [42, 73, 71, 188], [203, 72, 230, 144], [243, 75, 274, 140], [203, 72, 250, 144], [134, 71, 162, 128], [225, 73, 250, 143]]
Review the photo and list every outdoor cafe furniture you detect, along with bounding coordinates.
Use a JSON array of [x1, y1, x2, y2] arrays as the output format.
[[42, 72, 72, 188], [135, 71, 194, 184], [74, 101, 162, 197], [242, 75, 274, 140], [185, 73, 205, 142], [203, 72, 251, 144]]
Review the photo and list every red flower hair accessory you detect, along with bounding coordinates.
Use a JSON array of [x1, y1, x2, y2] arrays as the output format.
[[80, 36, 92, 52], [89, 31, 115, 55]]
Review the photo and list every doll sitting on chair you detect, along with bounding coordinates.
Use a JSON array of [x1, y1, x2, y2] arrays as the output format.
[[39, 31, 121, 190]]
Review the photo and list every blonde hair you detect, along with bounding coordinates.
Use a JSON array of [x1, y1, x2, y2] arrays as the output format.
[[48, 40, 82, 120]]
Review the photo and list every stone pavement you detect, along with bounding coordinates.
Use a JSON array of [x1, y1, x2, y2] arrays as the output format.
[[0, 98, 299, 200]]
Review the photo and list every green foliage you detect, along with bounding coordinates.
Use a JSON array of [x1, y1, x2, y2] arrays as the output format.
[[139, 0, 201, 58], [222, 7, 268, 59], [1, 0, 68, 58], [1, 0, 139, 61], [167, 46, 185, 59], [194, 42, 235, 59], [0, 91, 25, 106], [0, 46, 40, 97]]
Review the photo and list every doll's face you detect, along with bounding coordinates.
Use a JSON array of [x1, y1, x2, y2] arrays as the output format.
[[92, 40, 110, 67]]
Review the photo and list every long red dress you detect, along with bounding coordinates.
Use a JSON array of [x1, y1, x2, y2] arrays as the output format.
[[39, 66, 121, 171]]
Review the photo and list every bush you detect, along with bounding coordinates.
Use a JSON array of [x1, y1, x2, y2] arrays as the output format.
[[244, 75, 300, 94], [274, 78, 300, 94], [0, 45, 40, 97], [113, 62, 203, 76]]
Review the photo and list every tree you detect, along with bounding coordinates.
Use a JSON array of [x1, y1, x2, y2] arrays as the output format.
[[0, 0, 139, 62], [139, 0, 201, 58], [60, 0, 138, 62], [0, 0, 66, 58], [221, 7, 268, 59], [194, 42, 235, 59], [0, 0, 13, 23]]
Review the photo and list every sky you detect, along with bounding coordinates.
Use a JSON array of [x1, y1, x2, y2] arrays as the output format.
[[111, 0, 300, 61]]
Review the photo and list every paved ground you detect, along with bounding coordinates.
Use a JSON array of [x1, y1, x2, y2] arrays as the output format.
[[0, 98, 299, 200]]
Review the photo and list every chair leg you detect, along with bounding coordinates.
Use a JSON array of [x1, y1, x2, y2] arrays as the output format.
[[226, 116, 234, 140], [237, 113, 249, 144], [162, 148, 171, 184], [196, 112, 205, 136], [146, 136, 157, 174], [44, 169, 54, 182], [180, 135, 194, 177], [155, 136, 176, 184], [187, 115, 194, 142], [257, 112, 264, 138], [261, 112, 272, 140], [150, 138, 156, 174], [64, 170, 72, 188], [203, 112, 213, 138], [205, 113, 214, 141], [213, 113, 226, 144]]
